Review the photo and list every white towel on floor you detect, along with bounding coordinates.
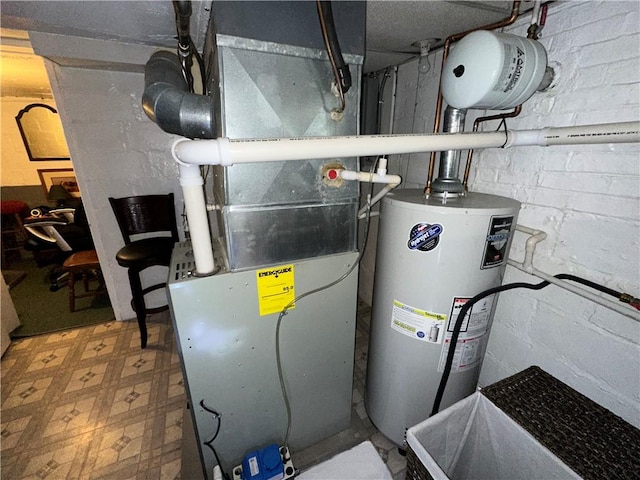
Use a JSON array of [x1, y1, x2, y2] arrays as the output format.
[[297, 441, 393, 480]]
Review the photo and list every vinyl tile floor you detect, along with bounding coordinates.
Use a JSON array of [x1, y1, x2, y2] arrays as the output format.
[[1, 303, 406, 480]]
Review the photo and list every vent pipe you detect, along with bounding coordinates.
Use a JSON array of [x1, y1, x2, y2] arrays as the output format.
[[431, 106, 467, 197], [141, 50, 216, 139]]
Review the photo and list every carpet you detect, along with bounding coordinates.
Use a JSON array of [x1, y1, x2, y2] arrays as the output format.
[[5, 256, 115, 338], [2, 270, 26, 289], [298, 441, 393, 480]]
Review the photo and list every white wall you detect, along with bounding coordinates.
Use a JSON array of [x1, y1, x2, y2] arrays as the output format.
[[374, 1, 639, 427], [33, 34, 186, 322]]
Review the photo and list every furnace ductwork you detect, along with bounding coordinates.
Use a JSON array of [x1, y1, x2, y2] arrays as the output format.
[[142, 50, 216, 139]]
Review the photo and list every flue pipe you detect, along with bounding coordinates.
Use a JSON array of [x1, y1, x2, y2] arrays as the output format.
[[425, 0, 521, 195], [432, 106, 467, 195]]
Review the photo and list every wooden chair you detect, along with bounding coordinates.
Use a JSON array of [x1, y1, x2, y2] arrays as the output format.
[[63, 250, 103, 312], [109, 194, 178, 348]]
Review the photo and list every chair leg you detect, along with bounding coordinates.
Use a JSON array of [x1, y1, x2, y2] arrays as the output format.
[[127, 269, 148, 349], [68, 270, 76, 313]]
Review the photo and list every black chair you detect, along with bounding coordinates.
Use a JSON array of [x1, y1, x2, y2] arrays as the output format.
[[109, 194, 179, 348]]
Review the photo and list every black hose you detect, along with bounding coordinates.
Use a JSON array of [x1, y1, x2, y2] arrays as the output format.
[[173, 1, 194, 92], [316, 1, 352, 95], [430, 273, 624, 416]]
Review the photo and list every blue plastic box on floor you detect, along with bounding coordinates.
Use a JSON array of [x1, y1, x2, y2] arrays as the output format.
[[234, 444, 295, 480]]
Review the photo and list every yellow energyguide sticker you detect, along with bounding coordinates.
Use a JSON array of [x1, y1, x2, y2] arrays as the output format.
[[256, 264, 296, 316]]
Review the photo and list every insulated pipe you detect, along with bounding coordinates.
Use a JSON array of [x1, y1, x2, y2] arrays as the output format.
[[142, 50, 216, 139], [178, 163, 216, 275], [172, 121, 640, 166]]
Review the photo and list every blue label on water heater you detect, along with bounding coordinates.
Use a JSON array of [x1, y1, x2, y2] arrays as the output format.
[[408, 223, 443, 252], [481, 215, 514, 269]]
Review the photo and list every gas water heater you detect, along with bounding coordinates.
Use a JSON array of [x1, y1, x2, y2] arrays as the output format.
[[365, 191, 520, 446], [365, 29, 547, 447]]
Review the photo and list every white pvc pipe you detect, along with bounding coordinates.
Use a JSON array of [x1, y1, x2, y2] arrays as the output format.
[[178, 163, 216, 275], [173, 121, 640, 166], [514, 224, 547, 270], [507, 122, 640, 147], [508, 260, 640, 321], [339, 170, 401, 184], [531, 0, 542, 27], [174, 132, 507, 166], [358, 182, 399, 219], [508, 225, 640, 322]]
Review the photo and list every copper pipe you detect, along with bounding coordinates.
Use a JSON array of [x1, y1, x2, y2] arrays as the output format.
[[462, 105, 522, 188], [424, 0, 521, 195]]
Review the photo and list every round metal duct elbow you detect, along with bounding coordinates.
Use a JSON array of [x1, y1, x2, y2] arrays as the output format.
[[142, 50, 216, 139]]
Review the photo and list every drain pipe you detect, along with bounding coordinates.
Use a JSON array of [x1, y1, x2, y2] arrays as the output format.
[[508, 225, 640, 321], [177, 162, 216, 275], [329, 158, 402, 217]]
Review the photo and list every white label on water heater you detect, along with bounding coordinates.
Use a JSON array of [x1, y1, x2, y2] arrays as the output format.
[[390, 300, 446, 344], [438, 295, 496, 372]]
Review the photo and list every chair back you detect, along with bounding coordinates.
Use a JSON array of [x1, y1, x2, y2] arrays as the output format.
[[108, 194, 179, 245]]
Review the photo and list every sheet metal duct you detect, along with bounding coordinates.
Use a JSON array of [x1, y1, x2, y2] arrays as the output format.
[[205, 1, 365, 271]]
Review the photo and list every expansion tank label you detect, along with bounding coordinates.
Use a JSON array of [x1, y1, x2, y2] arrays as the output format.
[[390, 300, 446, 343], [407, 223, 443, 252], [438, 295, 496, 372], [481, 215, 514, 269], [256, 264, 295, 316]]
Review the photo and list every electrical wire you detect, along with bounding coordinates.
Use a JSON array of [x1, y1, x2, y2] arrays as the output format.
[[275, 158, 379, 450], [430, 273, 629, 417], [199, 399, 230, 480]]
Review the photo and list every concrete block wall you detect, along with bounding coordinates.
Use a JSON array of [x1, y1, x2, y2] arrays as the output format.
[[369, 0, 639, 427], [34, 35, 186, 322]]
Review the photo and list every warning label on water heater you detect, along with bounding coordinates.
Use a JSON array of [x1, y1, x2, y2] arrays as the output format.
[[437, 295, 496, 372], [390, 300, 446, 344], [481, 215, 514, 269], [256, 264, 295, 316]]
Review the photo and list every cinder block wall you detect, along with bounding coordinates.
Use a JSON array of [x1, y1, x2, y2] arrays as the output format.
[[372, 0, 639, 427]]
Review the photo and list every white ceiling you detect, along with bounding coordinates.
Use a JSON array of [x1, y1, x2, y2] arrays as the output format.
[[0, 1, 529, 98]]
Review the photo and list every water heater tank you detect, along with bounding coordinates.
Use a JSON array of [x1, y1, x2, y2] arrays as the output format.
[[365, 190, 520, 447], [442, 30, 547, 110]]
